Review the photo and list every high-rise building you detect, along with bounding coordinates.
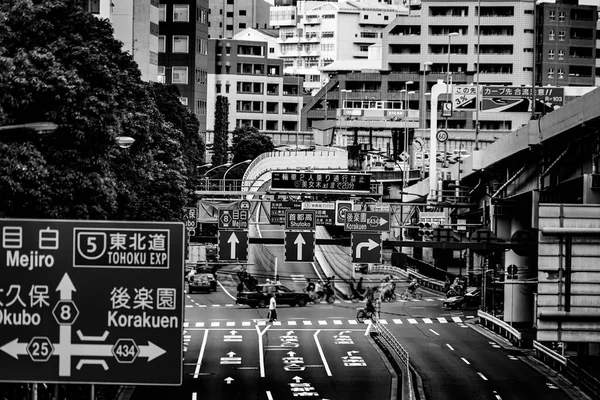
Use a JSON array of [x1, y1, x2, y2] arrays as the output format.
[[86, 0, 160, 82], [158, 1, 210, 137], [208, 0, 273, 39], [535, 0, 597, 87]]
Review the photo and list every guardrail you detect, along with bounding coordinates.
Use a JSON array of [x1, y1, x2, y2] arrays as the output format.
[[370, 265, 408, 279], [532, 340, 600, 400], [373, 321, 414, 400], [477, 310, 523, 347], [406, 268, 446, 292]]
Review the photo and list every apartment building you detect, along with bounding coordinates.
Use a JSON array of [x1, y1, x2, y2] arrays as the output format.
[[86, 0, 160, 82], [272, 1, 407, 93], [536, 0, 597, 87], [205, 39, 307, 146], [208, 0, 273, 39], [158, 1, 210, 136]]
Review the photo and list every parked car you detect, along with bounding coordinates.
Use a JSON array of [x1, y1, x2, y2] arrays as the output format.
[[189, 274, 212, 294], [443, 289, 481, 310], [236, 284, 310, 308]]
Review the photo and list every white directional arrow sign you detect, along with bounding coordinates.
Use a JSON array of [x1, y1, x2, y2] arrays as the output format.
[[228, 232, 239, 259], [294, 234, 305, 260], [56, 273, 76, 300], [225, 377, 234, 384], [351, 233, 382, 263], [355, 239, 379, 259], [0, 339, 27, 360]]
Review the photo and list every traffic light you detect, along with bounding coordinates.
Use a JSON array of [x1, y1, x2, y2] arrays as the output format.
[[418, 221, 438, 238]]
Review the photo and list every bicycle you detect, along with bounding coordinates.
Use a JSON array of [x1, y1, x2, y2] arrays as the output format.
[[356, 307, 377, 323], [399, 290, 422, 300]]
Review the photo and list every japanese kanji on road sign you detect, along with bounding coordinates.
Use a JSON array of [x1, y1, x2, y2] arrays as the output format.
[[0, 219, 184, 385]]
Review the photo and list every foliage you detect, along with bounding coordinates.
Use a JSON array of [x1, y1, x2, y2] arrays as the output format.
[[212, 95, 230, 167], [0, 0, 204, 221]]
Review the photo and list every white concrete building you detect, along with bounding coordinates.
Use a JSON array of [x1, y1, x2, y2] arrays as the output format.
[[271, 1, 407, 93]]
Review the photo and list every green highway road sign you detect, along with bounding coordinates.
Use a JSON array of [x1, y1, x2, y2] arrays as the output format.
[[285, 210, 316, 230], [272, 172, 371, 193], [351, 233, 382, 264], [218, 209, 249, 230], [0, 219, 184, 385]]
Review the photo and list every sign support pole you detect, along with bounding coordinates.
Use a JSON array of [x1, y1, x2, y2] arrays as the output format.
[[429, 82, 448, 200]]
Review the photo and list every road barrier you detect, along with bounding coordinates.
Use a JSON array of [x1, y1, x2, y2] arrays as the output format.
[[477, 310, 523, 347], [372, 321, 416, 400], [406, 268, 446, 292], [532, 340, 600, 399]]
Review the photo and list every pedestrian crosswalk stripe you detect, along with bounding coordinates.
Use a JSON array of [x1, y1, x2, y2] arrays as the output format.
[[183, 316, 471, 329], [185, 305, 193, 308]]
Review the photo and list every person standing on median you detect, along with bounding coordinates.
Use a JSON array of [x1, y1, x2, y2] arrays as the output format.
[[268, 294, 277, 322]]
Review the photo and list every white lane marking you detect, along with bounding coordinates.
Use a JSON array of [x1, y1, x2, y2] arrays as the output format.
[[313, 330, 332, 376], [257, 324, 270, 378], [318, 320, 327, 325], [408, 319, 418, 324], [364, 322, 372, 336], [461, 357, 470, 365], [195, 322, 204, 328], [242, 321, 251, 326], [437, 317, 448, 323], [379, 319, 388, 324], [423, 318, 433, 324], [226, 321, 235, 327], [446, 344, 454, 351], [493, 390, 503, 399], [429, 329, 440, 336], [478, 372, 488, 381], [452, 316, 463, 323], [193, 329, 209, 379], [185, 305, 193, 308], [210, 322, 220, 327], [192, 392, 197, 400], [392, 319, 403, 324], [303, 320, 312, 325], [333, 320, 343, 325], [266, 391, 274, 400], [348, 320, 358, 325]]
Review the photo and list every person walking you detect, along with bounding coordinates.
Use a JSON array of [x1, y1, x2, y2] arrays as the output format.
[[268, 294, 277, 322]]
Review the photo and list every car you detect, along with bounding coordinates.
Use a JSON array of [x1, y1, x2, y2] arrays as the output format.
[[443, 289, 481, 310], [236, 284, 310, 308], [189, 274, 212, 294]]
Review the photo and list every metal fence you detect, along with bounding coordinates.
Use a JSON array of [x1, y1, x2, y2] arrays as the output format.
[[373, 321, 414, 400]]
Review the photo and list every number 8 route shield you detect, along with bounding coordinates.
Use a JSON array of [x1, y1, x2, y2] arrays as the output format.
[[0, 219, 184, 386]]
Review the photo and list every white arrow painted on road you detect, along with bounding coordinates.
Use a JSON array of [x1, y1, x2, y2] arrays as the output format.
[[229, 330, 237, 335], [286, 331, 295, 335], [294, 233, 305, 259], [287, 351, 296, 357], [228, 233, 239, 259], [56, 273, 76, 300], [227, 351, 236, 357], [292, 376, 303, 383], [224, 377, 234, 384], [355, 239, 379, 258], [0, 339, 27, 359]]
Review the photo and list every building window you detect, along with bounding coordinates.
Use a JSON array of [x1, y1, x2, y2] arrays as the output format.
[[359, 45, 369, 52], [159, 4, 166, 21], [559, 11, 565, 22], [173, 35, 189, 53], [548, 68, 554, 78], [239, 23, 246, 29], [173, 4, 189, 22], [549, 30, 555, 41], [158, 35, 166, 53], [549, 11, 555, 21], [216, 84, 221, 93], [558, 31, 565, 41], [548, 49, 554, 59], [558, 49, 564, 60], [158, 66, 165, 83], [85, 0, 100, 14], [558, 68, 564, 79], [384, 16, 389, 20], [523, 48, 533, 53], [363, 15, 369, 20], [239, 10, 246, 16], [524, 29, 534, 34], [172, 66, 188, 84], [180, 97, 188, 106], [226, 11, 233, 17]]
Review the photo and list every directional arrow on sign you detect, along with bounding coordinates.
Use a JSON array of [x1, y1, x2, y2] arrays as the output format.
[[225, 377, 234, 384], [139, 342, 167, 361], [56, 273, 76, 300], [0, 338, 27, 360], [294, 234, 305, 260], [228, 232, 239, 259], [355, 239, 379, 258]]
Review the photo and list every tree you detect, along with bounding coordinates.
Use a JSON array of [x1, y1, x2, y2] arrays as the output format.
[[231, 124, 259, 150], [212, 95, 229, 167], [231, 129, 274, 164], [0, 0, 204, 221]]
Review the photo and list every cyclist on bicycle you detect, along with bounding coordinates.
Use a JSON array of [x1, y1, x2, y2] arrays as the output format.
[[408, 279, 420, 294], [365, 297, 376, 314], [306, 278, 315, 299]]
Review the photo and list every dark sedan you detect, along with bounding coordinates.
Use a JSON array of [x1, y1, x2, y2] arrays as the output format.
[[236, 284, 310, 308], [443, 289, 481, 310]]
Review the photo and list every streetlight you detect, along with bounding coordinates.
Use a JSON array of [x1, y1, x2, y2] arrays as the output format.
[[222, 159, 252, 190], [202, 163, 231, 177], [0, 122, 58, 135], [420, 62, 433, 132]]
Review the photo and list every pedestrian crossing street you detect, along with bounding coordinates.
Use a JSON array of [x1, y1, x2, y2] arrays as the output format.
[[183, 315, 476, 328], [184, 297, 446, 308]]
